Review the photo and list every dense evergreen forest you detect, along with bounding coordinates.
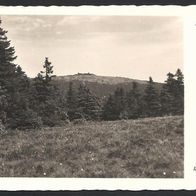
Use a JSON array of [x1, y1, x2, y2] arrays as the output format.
[[0, 19, 184, 130]]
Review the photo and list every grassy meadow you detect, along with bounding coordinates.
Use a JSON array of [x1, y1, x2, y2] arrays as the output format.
[[0, 115, 183, 178]]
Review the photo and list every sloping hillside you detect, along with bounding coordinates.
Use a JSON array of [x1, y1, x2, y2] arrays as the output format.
[[53, 73, 163, 99], [55, 73, 148, 85], [0, 115, 183, 177]]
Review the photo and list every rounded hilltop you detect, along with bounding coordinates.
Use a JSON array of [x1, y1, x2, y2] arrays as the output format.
[[54, 73, 148, 85]]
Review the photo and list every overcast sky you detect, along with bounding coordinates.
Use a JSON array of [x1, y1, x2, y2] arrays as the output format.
[[1, 15, 183, 82]]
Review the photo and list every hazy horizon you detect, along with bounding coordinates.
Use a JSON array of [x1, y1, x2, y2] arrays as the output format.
[[1, 15, 183, 82]]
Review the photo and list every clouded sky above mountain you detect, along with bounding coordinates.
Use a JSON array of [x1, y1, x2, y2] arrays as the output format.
[[1, 15, 183, 82]]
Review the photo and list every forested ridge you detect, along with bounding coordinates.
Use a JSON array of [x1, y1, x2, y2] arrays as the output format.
[[0, 19, 184, 130]]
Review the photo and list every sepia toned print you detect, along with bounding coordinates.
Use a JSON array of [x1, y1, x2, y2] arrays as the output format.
[[0, 15, 183, 178]]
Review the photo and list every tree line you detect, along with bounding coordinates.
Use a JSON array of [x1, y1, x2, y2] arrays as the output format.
[[66, 69, 184, 121], [0, 19, 184, 130], [102, 70, 184, 120]]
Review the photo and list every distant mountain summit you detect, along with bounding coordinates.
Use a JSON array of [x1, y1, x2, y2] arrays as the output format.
[[54, 73, 148, 85], [53, 73, 163, 100]]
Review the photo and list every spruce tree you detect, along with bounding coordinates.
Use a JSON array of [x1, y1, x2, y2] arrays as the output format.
[[127, 82, 142, 119], [34, 57, 56, 102], [76, 83, 87, 119], [84, 87, 101, 120], [0, 19, 17, 90], [160, 73, 176, 116], [0, 19, 17, 124], [0, 85, 7, 124], [160, 84, 174, 116], [32, 58, 60, 126], [66, 81, 77, 120], [41, 57, 55, 84], [102, 94, 117, 120], [174, 68, 184, 114], [113, 87, 126, 119], [0, 19, 38, 129], [102, 87, 127, 120], [160, 70, 184, 116], [76, 84, 101, 120], [143, 77, 161, 117]]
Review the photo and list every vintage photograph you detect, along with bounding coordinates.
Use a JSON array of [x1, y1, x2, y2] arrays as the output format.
[[0, 15, 184, 178]]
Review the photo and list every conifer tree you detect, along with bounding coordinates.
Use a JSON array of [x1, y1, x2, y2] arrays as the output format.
[[160, 72, 176, 115], [102, 94, 117, 120], [143, 77, 160, 117], [102, 87, 127, 120], [66, 81, 77, 120], [76, 84, 87, 119], [33, 57, 56, 102], [0, 19, 38, 129], [160, 69, 184, 116], [127, 82, 142, 119], [41, 57, 55, 84], [0, 86, 7, 124], [32, 58, 60, 126], [174, 68, 184, 114], [76, 84, 101, 120], [11, 66, 45, 129], [84, 87, 101, 120], [0, 19, 17, 90], [160, 84, 173, 115], [113, 87, 126, 119], [0, 18, 17, 121]]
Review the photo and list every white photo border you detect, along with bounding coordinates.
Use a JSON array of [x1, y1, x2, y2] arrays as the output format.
[[0, 5, 195, 190]]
